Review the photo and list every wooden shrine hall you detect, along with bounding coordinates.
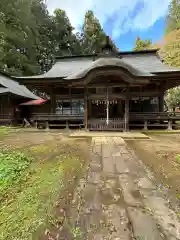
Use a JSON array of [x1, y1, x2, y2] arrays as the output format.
[[16, 36, 180, 131]]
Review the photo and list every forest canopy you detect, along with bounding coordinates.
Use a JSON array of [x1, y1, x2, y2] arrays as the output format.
[[0, 1, 117, 76]]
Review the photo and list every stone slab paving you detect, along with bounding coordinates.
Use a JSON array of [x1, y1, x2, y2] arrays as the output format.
[[69, 131, 150, 139], [76, 137, 180, 240]]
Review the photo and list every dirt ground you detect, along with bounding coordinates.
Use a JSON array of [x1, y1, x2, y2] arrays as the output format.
[[127, 134, 180, 201], [1, 131, 180, 239]]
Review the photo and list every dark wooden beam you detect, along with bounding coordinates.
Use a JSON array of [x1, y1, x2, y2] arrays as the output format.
[[124, 87, 130, 132], [130, 91, 161, 97], [84, 88, 88, 130], [88, 92, 161, 99], [55, 94, 84, 100]]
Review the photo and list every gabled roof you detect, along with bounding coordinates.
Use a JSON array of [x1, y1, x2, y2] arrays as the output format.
[[65, 57, 154, 80], [0, 72, 41, 99], [14, 49, 180, 81], [122, 53, 179, 73], [0, 87, 9, 94], [16, 57, 94, 79]]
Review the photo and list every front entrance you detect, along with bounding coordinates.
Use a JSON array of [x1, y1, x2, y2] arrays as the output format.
[[88, 99, 125, 131]]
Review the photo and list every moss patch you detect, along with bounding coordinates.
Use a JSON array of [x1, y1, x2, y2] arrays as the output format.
[[0, 127, 11, 138], [0, 140, 88, 240]]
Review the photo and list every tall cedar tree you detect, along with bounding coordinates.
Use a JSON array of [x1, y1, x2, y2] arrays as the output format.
[[52, 9, 83, 56], [133, 36, 152, 51], [81, 10, 117, 54], [0, 0, 55, 76]]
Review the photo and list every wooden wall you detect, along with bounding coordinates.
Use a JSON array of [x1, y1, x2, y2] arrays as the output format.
[[0, 95, 14, 116]]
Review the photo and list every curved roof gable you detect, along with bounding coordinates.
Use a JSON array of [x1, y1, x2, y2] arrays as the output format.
[[65, 57, 154, 80]]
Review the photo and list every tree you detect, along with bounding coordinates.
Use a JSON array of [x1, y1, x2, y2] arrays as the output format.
[[159, 29, 180, 68], [52, 9, 82, 56], [31, 0, 56, 73], [81, 10, 118, 54], [166, 0, 180, 34], [165, 87, 180, 110], [0, 0, 55, 76], [133, 36, 152, 51]]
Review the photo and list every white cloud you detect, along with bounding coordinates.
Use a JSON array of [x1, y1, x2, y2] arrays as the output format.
[[46, 0, 171, 39]]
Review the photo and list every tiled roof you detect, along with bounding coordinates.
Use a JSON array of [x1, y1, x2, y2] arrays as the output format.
[[0, 87, 9, 94], [17, 57, 93, 79], [122, 53, 179, 73], [0, 72, 41, 99], [14, 50, 180, 80], [65, 57, 154, 80]]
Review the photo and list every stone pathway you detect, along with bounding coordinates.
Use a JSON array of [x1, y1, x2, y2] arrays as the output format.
[[76, 137, 180, 240], [69, 131, 149, 139]]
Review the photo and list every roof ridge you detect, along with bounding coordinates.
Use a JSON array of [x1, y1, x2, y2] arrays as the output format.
[[55, 49, 159, 60]]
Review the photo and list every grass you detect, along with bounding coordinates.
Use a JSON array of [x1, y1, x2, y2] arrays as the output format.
[[0, 151, 32, 199], [175, 154, 180, 163], [0, 126, 11, 138], [0, 140, 87, 240], [141, 129, 180, 135]]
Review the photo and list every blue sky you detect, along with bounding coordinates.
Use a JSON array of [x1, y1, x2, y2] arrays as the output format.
[[104, 17, 166, 50], [47, 0, 170, 51]]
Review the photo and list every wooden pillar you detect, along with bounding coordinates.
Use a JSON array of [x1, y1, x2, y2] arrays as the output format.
[[159, 94, 164, 112], [50, 87, 53, 113], [89, 99, 92, 118], [144, 119, 148, 130], [53, 94, 56, 113], [45, 120, 49, 130], [84, 88, 88, 130], [51, 87, 56, 114], [124, 88, 130, 132], [106, 86, 109, 125], [69, 87, 72, 115], [168, 119, 172, 130], [66, 120, 69, 130]]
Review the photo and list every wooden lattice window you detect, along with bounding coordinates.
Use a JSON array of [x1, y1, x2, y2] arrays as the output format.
[[55, 99, 84, 115]]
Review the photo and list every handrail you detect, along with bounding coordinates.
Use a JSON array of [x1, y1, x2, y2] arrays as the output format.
[[129, 112, 180, 115], [0, 114, 13, 119], [31, 113, 84, 116]]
